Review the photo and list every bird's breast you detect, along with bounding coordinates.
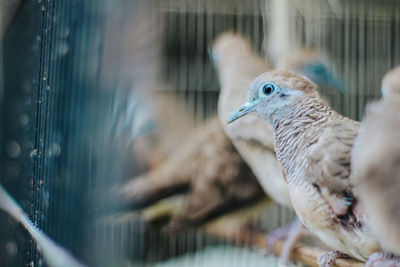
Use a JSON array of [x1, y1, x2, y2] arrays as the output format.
[[288, 183, 354, 255], [288, 182, 333, 230], [233, 141, 292, 208], [288, 183, 380, 261]]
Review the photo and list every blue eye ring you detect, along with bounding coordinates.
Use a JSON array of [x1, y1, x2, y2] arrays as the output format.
[[262, 83, 275, 95]]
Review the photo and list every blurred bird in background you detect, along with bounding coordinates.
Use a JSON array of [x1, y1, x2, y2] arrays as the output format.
[[211, 34, 299, 263], [352, 66, 400, 266], [213, 33, 290, 209], [213, 32, 347, 265], [228, 70, 381, 266], [280, 49, 345, 95], [116, 117, 265, 231], [129, 87, 198, 171]]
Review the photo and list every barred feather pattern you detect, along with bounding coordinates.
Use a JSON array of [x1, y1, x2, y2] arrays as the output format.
[[272, 92, 337, 185], [269, 91, 381, 261]]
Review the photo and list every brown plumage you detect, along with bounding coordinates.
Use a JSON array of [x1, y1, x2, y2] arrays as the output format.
[[213, 33, 292, 208], [117, 117, 264, 231], [131, 89, 198, 169], [352, 66, 400, 258], [229, 70, 381, 264]]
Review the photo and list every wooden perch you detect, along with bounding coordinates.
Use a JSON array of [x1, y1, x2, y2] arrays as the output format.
[[139, 194, 365, 266], [206, 225, 364, 267], [204, 205, 365, 267]]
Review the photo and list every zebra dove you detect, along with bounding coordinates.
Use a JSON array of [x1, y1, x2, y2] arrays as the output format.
[[228, 70, 381, 266]]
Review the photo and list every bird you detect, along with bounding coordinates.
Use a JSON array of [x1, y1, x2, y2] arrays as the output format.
[[279, 49, 345, 94], [130, 87, 198, 170], [212, 34, 303, 264], [115, 117, 265, 231], [213, 33, 291, 209], [228, 70, 381, 266], [351, 66, 400, 266], [212, 33, 347, 264]]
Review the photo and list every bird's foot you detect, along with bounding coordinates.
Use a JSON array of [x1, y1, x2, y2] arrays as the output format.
[[266, 218, 305, 264], [266, 223, 293, 254], [365, 252, 400, 267], [317, 250, 351, 267], [278, 218, 304, 265]]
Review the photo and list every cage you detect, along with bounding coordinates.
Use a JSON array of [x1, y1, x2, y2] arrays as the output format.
[[1, 0, 400, 267]]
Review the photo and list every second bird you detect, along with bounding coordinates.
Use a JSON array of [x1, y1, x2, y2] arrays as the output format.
[[352, 66, 400, 266]]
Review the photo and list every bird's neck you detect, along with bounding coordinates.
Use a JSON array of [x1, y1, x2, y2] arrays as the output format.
[[271, 93, 335, 184]]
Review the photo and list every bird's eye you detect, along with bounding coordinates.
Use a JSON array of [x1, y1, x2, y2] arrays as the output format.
[[262, 84, 275, 95]]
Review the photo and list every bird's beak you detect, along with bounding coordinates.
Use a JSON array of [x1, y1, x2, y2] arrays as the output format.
[[227, 99, 258, 124]]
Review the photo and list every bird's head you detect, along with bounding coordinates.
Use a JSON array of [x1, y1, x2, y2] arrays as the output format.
[[210, 32, 252, 68], [301, 61, 345, 93], [281, 49, 345, 93], [381, 65, 400, 98], [228, 70, 317, 124]]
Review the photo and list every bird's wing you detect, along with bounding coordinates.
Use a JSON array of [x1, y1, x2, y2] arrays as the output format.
[[307, 119, 360, 216], [118, 118, 222, 207], [166, 120, 265, 231]]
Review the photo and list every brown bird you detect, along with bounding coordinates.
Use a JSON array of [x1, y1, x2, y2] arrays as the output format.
[[212, 33, 346, 264], [352, 66, 400, 266], [213, 33, 291, 209], [131, 88, 198, 170], [279, 49, 345, 95], [116, 117, 265, 231], [212, 34, 304, 265], [228, 70, 381, 266]]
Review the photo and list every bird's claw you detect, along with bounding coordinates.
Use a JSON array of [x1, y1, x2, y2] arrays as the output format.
[[317, 250, 350, 267], [266, 218, 304, 265], [265, 224, 292, 254], [365, 252, 400, 267]]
